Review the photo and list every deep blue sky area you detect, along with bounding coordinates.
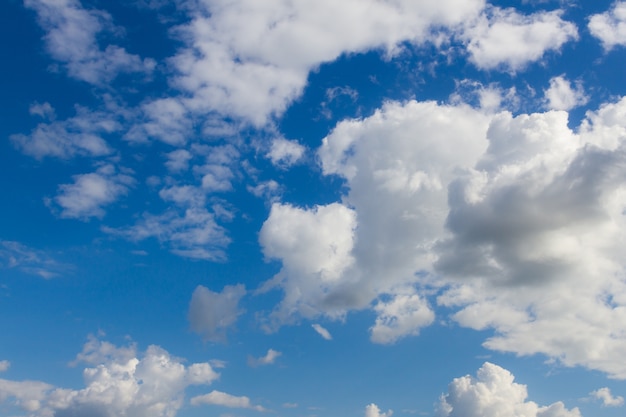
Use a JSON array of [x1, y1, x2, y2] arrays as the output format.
[[2, 1, 626, 417]]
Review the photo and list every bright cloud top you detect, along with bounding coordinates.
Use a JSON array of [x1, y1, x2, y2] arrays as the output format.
[[589, 1, 626, 50], [437, 362, 582, 417], [591, 387, 625, 407], [0, 337, 219, 417]]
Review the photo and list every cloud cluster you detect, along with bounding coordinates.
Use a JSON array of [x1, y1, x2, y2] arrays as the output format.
[[24, 0, 154, 84], [260, 95, 626, 377], [437, 362, 581, 417], [0, 240, 67, 279], [0, 336, 219, 417], [365, 403, 393, 417], [590, 387, 624, 407]]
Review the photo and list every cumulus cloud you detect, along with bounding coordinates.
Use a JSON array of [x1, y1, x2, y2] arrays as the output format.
[[188, 284, 246, 342], [168, 0, 485, 125], [248, 349, 282, 367], [462, 7, 578, 71], [365, 403, 393, 417], [589, 1, 626, 50], [165, 149, 193, 173], [369, 288, 435, 345], [51, 164, 134, 219], [311, 324, 333, 340], [259, 203, 357, 325], [0, 361, 9, 372], [437, 363, 581, 417], [0, 336, 219, 417], [11, 104, 115, 160], [190, 390, 266, 412], [543, 75, 588, 111], [590, 387, 624, 407], [24, 0, 154, 84], [267, 138, 306, 168], [254, 95, 626, 377]]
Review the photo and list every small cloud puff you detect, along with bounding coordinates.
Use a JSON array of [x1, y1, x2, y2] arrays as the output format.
[[590, 387, 624, 407], [248, 349, 282, 367], [365, 403, 393, 417], [312, 324, 333, 340]]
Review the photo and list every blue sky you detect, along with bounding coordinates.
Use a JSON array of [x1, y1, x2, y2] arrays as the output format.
[[2, 0, 626, 416]]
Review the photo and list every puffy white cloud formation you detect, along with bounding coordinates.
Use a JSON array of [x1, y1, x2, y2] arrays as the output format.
[[261, 96, 626, 376], [24, 0, 154, 85], [365, 403, 393, 417], [248, 349, 282, 367], [590, 387, 624, 407], [259, 203, 357, 325], [190, 390, 266, 411], [589, 1, 626, 50], [543, 75, 588, 111], [311, 324, 333, 341], [168, 0, 485, 125], [51, 164, 134, 219], [188, 284, 246, 342], [0, 336, 219, 417], [462, 7, 577, 71], [437, 362, 581, 417], [267, 138, 306, 168]]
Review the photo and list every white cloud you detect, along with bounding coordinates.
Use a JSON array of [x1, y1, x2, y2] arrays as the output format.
[[126, 98, 192, 145], [259, 202, 357, 325], [168, 0, 485, 125], [0, 337, 219, 417], [11, 104, 115, 160], [247, 180, 282, 202], [24, 0, 154, 85], [365, 403, 393, 417], [543, 75, 588, 111], [188, 284, 246, 342], [267, 138, 306, 168], [248, 349, 282, 367], [165, 149, 193, 173], [462, 7, 578, 71], [369, 288, 435, 345], [311, 324, 333, 341], [437, 363, 582, 417], [190, 390, 266, 412], [436, 98, 626, 378], [104, 206, 230, 261], [589, 1, 626, 50], [51, 164, 134, 219], [0, 361, 9, 372], [590, 387, 624, 407], [0, 240, 67, 279]]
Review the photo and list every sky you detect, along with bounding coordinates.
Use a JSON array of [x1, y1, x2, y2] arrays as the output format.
[[1, 0, 626, 416]]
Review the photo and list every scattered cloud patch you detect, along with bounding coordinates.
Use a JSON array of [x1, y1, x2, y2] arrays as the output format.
[[437, 362, 582, 417], [590, 387, 624, 407], [188, 284, 246, 342], [190, 390, 266, 412], [24, 0, 154, 84], [11, 104, 116, 160], [267, 138, 306, 168], [0, 240, 67, 279], [248, 349, 282, 367], [51, 164, 134, 219], [462, 7, 578, 71], [0, 361, 9, 373], [589, 1, 626, 50], [311, 324, 333, 340]]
